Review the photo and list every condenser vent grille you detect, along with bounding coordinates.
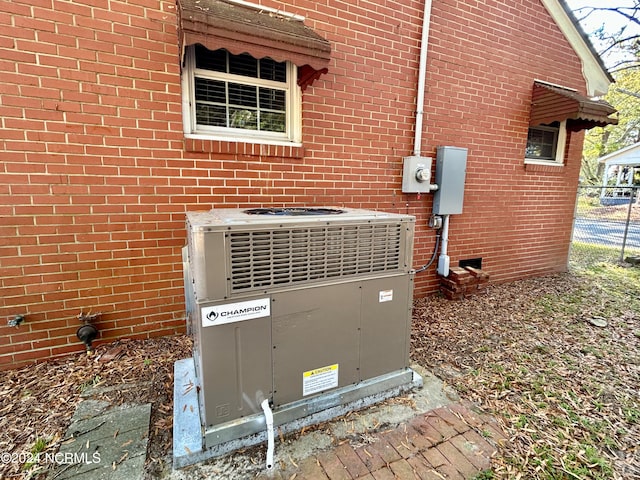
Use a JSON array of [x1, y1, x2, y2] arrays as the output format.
[[228, 223, 404, 292]]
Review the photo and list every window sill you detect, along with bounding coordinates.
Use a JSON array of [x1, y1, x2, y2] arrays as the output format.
[[185, 136, 304, 158], [524, 159, 565, 173]]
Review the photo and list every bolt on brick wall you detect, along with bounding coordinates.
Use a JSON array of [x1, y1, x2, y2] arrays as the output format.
[[1, 0, 591, 368]]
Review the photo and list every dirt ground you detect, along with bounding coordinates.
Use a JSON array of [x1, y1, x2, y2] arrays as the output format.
[[0, 335, 191, 480], [1, 271, 638, 479]]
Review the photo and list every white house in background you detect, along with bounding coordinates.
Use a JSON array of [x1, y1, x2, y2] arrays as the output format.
[[599, 142, 640, 204]]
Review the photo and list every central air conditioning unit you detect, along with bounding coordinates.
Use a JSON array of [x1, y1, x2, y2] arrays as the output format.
[[183, 207, 420, 451]]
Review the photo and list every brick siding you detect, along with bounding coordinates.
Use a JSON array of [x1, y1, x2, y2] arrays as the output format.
[[1, 0, 588, 368]]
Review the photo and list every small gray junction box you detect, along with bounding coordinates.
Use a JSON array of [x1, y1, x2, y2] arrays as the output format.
[[432, 146, 468, 215]]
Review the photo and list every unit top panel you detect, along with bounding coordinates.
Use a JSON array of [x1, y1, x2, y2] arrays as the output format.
[[186, 207, 415, 231]]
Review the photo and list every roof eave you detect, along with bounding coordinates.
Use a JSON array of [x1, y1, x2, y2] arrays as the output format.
[[541, 0, 614, 96], [598, 142, 640, 164]]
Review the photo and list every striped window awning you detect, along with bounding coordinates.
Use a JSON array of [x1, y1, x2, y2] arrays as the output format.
[[530, 81, 617, 131], [178, 0, 331, 90]]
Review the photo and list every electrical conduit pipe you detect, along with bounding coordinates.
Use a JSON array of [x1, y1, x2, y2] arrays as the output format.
[[415, 0, 447, 273], [413, 0, 433, 157]]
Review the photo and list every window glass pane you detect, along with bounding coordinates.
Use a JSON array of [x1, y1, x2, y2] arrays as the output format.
[[195, 77, 226, 103], [195, 45, 226, 72], [526, 130, 542, 157], [230, 108, 258, 130], [196, 104, 226, 127], [229, 53, 258, 77], [190, 46, 292, 136], [526, 127, 557, 160], [260, 112, 286, 132], [228, 83, 257, 108], [539, 131, 555, 158], [259, 88, 285, 111], [259, 58, 286, 82]]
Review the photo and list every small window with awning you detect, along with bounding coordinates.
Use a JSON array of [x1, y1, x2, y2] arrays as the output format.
[[178, 0, 331, 143], [526, 81, 617, 165]]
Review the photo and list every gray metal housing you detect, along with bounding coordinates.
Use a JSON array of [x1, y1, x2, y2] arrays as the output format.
[[432, 146, 468, 215], [184, 208, 416, 439]]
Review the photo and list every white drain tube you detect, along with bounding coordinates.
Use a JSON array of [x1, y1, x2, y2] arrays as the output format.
[[261, 399, 275, 471]]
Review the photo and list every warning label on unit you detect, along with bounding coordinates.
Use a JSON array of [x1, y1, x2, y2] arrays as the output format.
[[302, 364, 339, 396], [379, 289, 393, 302], [201, 298, 270, 327]]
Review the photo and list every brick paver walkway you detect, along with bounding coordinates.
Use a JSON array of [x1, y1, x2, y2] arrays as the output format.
[[259, 401, 506, 480]]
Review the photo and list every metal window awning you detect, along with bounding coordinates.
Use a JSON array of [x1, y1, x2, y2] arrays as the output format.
[[178, 0, 331, 90], [530, 81, 618, 131]]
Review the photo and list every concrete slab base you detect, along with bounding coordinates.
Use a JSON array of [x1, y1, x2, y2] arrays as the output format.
[[51, 400, 151, 480], [172, 357, 423, 469]]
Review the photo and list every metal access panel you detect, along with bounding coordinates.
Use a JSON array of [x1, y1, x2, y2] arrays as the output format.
[[359, 275, 413, 380], [271, 283, 362, 407], [192, 296, 273, 428], [271, 273, 413, 408], [433, 146, 468, 215]]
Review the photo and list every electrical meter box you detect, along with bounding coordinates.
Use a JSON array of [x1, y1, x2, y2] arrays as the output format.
[[433, 146, 468, 215]]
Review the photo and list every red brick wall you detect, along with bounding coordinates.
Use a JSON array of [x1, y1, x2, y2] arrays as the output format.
[[422, 0, 586, 289], [0, 0, 589, 368]]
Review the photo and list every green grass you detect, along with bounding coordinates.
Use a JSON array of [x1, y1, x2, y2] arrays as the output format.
[[625, 407, 640, 424], [569, 242, 622, 268], [78, 374, 102, 393], [471, 471, 495, 480], [480, 248, 640, 479], [22, 436, 50, 471]]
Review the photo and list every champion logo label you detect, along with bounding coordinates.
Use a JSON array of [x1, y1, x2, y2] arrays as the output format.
[[201, 298, 270, 327]]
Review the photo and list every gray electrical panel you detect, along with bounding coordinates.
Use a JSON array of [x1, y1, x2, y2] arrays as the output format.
[[433, 146, 467, 215]]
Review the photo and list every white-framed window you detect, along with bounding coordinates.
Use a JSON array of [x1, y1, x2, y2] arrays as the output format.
[[525, 120, 567, 165], [182, 45, 302, 144]]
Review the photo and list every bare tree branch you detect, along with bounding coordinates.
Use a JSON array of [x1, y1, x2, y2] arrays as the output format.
[[569, 2, 640, 71]]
